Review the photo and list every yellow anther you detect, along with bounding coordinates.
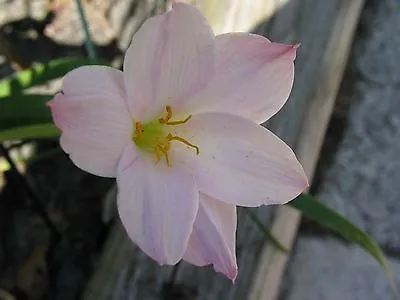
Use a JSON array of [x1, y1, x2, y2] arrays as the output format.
[[164, 115, 192, 125], [155, 146, 162, 163], [166, 133, 200, 155], [134, 122, 144, 139], [158, 105, 192, 126], [155, 144, 171, 166], [162, 146, 171, 166], [159, 105, 173, 124]]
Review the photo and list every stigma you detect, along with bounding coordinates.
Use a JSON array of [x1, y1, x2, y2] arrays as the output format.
[[133, 106, 200, 166]]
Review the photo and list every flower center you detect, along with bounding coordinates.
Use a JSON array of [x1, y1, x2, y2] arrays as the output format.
[[133, 106, 199, 166]]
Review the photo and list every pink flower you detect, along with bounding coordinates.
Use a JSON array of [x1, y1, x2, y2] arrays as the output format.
[[48, 3, 308, 281]]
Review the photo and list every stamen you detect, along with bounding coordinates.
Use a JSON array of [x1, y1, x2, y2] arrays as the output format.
[[159, 105, 172, 124], [166, 133, 200, 155], [154, 145, 162, 163], [159, 106, 192, 125], [156, 144, 170, 166], [134, 122, 144, 138], [164, 115, 192, 125], [133, 105, 199, 167]]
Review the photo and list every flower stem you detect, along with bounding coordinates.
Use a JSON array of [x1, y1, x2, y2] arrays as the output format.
[[74, 0, 97, 60]]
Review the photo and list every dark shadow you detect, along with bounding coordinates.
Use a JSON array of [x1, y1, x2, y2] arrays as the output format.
[[0, 11, 121, 300]]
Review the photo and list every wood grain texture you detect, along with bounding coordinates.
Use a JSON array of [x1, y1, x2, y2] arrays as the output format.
[[249, 1, 365, 300], [83, 1, 364, 299]]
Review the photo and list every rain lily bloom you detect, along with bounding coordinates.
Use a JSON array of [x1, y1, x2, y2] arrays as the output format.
[[49, 2, 308, 281]]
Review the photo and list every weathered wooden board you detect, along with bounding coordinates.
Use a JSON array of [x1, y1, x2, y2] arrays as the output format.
[[249, 1, 364, 299], [82, 1, 364, 299]]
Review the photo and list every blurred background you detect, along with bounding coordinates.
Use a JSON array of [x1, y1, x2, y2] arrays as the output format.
[[0, 0, 399, 299]]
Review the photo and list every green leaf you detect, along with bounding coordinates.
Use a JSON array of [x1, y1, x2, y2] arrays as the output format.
[[75, 0, 97, 60], [246, 208, 288, 253], [0, 123, 59, 141], [0, 94, 52, 126], [0, 94, 59, 141], [0, 58, 107, 97], [290, 194, 399, 298]]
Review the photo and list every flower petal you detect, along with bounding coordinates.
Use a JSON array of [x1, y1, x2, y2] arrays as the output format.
[[62, 65, 126, 100], [117, 145, 199, 265], [183, 193, 238, 281], [183, 33, 297, 124], [174, 112, 308, 206], [49, 66, 131, 177], [123, 2, 215, 121]]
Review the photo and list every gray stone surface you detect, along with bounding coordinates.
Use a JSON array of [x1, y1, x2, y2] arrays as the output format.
[[281, 1, 400, 299], [319, 84, 400, 248], [317, 0, 400, 249], [356, 1, 400, 86], [281, 237, 400, 300]]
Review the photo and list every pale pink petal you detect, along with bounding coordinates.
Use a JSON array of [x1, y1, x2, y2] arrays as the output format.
[[183, 33, 297, 124], [174, 113, 308, 206], [183, 193, 238, 281], [117, 145, 199, 265], [62, 65, 127, 100], [49, 66, 131, 177], [123, 2, 215, 121]]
